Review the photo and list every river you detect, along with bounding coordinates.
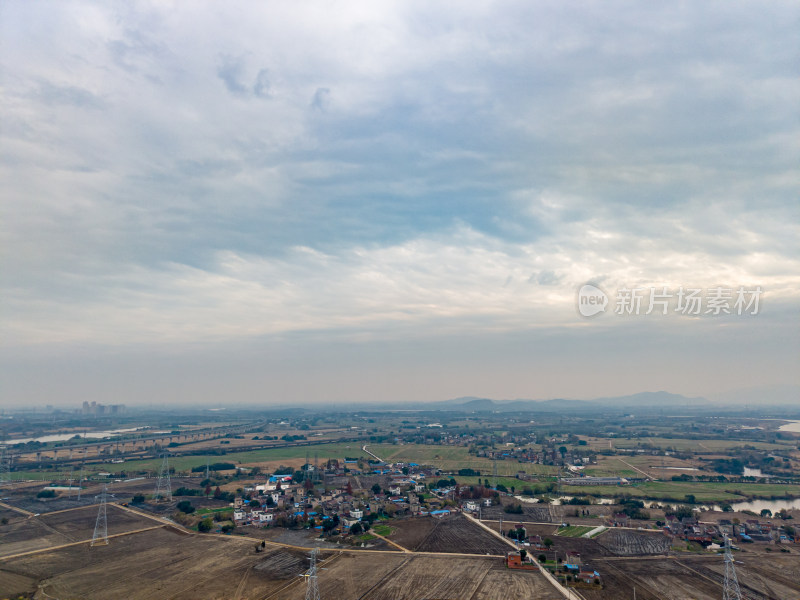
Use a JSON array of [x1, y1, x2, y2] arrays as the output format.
[[7, 427, 148, 445]]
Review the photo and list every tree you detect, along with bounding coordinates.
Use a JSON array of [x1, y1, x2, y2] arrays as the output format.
[[249, 499, 260, 508], [198, 518, 213, 533], [213, 486, 222, 499], [761, 508, 772, 518], [371, 483, 382, 494], [176, 500, 195, 514], [544, 538, 554, 549], [204, 485, 212, 498], [538, 554, 547, 563], [350, 522, 363, 535], [519, 549, 527, 561], [132, 494, 145, 504], [322, 519, 337, 535]]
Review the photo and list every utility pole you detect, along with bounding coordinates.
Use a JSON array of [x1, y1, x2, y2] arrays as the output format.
[[91, 484, 109, 547]]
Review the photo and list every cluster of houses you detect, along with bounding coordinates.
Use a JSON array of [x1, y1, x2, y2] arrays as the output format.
[[227, 461, 469, 533], [504, 539, 602, 585], [660, 515, 797, 545]]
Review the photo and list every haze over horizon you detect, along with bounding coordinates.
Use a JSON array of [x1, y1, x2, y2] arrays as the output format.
[[2, 2, 798, 408]]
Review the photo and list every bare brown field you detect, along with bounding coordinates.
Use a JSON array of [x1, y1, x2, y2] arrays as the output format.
[[596, 530, 670, 556], [0, 527, 564, 600], [0, 528, 313, 599], [709, 553, 800, 599], [387, 517, 437, 550], [583, 554, 800, 600], [389, 515, 510, 555], [276, 555, 563, 600], [0, 504, 158, 558], [414, 515, 511, 555], [481, 503, 554, 523]]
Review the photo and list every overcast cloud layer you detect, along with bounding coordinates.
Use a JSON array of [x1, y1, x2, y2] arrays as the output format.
[[2, 1, 799, 407]]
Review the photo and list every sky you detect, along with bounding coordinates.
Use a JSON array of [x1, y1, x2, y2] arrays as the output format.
[[1, 1, 798, 408]]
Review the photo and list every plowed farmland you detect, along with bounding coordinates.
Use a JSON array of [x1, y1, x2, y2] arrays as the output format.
[[596, 530, 670, 556], [390, 515, 510, 554]]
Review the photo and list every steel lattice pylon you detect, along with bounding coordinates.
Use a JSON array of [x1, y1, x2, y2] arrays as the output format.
[[91, 485, 109, 547], [154, 453, 172, 501], [304, 547, 321, 600], [0, 445, 11, 490], [723, 535, 743, 600]]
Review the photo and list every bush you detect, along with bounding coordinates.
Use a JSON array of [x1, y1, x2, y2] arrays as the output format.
[[37, 489, 57, 498], [567, 496, 591, 505], [504, 503, 523, 514], [458, 468, 480, 476], [192, 462, 236, 473], [176, 500, 195, 514], [198, 518, 213, 533], [131, 494, 145, 504]]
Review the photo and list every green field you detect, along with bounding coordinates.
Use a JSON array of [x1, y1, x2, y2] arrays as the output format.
[[453, 475, 556, 492], [561, 480, 800, 503], [8, 442, 370, 480], [556, 525, 594, 537], [372, 524, 394, 536], [371, 444, 556, 477]]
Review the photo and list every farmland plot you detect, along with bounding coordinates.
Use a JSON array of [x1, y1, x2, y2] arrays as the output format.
[[597, 530, 670, 556], [415, 515, 510, 555]]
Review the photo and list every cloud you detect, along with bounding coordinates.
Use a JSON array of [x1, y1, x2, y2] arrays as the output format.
[[310, 87, 331, 111], [253, 68, 272, 98], [1, 1, 798, 404], [217, 54, 249, 95]]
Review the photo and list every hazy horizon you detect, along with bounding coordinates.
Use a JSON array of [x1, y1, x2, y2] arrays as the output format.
[[2, 2, 798, 408]]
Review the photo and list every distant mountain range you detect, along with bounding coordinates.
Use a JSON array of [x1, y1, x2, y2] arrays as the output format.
[[414, 391, 709, 412]]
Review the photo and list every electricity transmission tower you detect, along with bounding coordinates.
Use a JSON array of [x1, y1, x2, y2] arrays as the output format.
[[304, 547, 321, 600], [91, 485, 110, 547], [0, 444, 11, 491], [723, 535, 743, 600], [76, 448, 88, 501], [154, 453, 172, 501]]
